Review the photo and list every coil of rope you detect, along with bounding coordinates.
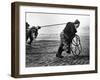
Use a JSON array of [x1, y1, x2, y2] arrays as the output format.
[[71, 34, 82, 56]]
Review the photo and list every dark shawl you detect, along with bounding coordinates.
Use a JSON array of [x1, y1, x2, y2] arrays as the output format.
[[63, 22, 77, 39]]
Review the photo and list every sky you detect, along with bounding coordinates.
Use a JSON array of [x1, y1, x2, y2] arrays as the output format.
[[26, 12, 90, 40]]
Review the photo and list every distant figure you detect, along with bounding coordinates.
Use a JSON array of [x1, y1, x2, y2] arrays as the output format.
[[26, 22, 30, 39], [26, 22, 30, 29], [56, 19, 80, 58], [26, 24, 41, 45]]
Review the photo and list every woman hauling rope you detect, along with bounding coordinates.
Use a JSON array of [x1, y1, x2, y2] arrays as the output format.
[[56, 19, 80, 58], [26, 22, 41, 45]]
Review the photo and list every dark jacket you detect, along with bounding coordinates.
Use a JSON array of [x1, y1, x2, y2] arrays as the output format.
[[63, 22, 77, 40], [30, 27, 38, 38], [27, 27, 38, 38]]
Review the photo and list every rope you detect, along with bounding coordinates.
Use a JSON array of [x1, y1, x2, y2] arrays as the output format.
[[72, 34, 80, 46], [41, 22, 67, 27], [71, 34, 82, 55]]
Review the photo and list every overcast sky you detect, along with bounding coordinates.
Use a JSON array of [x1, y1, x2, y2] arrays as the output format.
[[26, 12, 90, 40]]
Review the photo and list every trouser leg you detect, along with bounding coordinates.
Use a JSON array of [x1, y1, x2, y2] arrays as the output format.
[[67, 39, 72, 53], [56, 43, 64, 57], [28, 34, 33, 45]]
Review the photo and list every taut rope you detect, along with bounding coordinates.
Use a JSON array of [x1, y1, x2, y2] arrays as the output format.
[[41, 22, 67, 27]]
